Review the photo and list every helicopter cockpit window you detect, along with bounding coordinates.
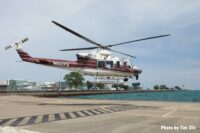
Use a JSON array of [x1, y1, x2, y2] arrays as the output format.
[[127, 60, 133, 68]]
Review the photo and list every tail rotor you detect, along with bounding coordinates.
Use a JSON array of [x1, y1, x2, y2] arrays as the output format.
[[4, 37, 29, 50]]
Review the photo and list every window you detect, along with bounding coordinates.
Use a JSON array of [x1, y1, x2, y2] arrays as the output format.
[[98, 61, 105, 68], [98, 61, 113, 68], [106, 61, 113, 68], [116, 61, 120, 67]]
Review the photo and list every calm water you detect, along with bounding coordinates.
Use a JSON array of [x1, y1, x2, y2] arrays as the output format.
[[71, 90, 200, 102]]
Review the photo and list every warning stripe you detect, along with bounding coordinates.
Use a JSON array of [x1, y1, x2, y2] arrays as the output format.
[[0, 105, 134, 127]]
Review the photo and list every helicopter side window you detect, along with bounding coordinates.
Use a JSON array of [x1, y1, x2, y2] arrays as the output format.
[[98, 61, 105, 68], [124, 61, 127, 66], [105, 61, 113, 69], [116, 61, 120, 67]]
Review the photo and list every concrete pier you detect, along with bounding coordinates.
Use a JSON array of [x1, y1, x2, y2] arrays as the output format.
[[0, 95, 199, 133]]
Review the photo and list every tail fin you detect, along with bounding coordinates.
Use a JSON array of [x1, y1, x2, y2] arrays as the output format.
[[17, 49, 32, 60]]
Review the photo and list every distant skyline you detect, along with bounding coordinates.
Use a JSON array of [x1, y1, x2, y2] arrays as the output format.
[[0, 0, 200, 89]]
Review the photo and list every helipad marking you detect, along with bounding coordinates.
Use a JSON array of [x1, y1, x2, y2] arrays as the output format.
[[71, 111, 82, 118], [98, 108, 112, 113], [41, 115, 49, 123], [64, 112, 72, 119], [0, 119, 11, 126], [91, 109, 101, 114], [26, 116, 37, 125], [93, 109, 104, 114], [0, 105, 135, 127], [87, 110, 98, 115], [10, 117, 25, 127], [162, 109, 177, 117], [54, 113, 61, 121], [83, 110, 94, 116], [76, 111, 85, 117], [68, 112, 76, 118], [80, 110, 90, 116]]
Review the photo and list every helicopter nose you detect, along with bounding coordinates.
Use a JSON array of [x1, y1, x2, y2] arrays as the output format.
[[136, 69, 142, 74], [133, 66, 142, 74]]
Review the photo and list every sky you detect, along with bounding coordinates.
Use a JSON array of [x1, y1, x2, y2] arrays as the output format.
[[0, 0, 200, 89]]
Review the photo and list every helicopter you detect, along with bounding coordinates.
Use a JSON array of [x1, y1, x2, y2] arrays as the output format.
[[5, 21, 170, 82]]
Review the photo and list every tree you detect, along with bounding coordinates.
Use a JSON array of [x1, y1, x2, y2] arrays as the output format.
[[154, 85, 159, 90], [64, 72, 84, 90], [174, 86, 182, 90], [112, 84, 118, 90], [112, 84, 129, 90], [118, 84, 129, 90], [86, 81, 93, 91], [160, 85, 169, 90], [96, 82, 105, 89]]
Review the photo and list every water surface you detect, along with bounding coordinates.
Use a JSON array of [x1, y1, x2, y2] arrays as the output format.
[[71, 90, 200, 102]]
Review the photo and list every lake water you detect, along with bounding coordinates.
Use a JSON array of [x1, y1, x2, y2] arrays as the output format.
[[71, 90, 200, 102]]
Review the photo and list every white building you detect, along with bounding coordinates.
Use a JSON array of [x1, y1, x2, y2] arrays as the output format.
[[0, 80, 9, 90]]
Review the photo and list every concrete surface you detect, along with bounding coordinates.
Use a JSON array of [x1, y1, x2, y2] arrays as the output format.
[[0, 95, 199, 133]]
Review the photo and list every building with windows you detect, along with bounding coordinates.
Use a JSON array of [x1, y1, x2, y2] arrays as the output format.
[[0, 80, 9, 91], [132, 82, 141, 90], [8, 79, 36, 90], [2, 79, 68, 91], [56, 81, 68, 91]]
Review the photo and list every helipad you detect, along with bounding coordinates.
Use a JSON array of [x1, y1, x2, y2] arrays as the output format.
[[0, 95, 199, 133]]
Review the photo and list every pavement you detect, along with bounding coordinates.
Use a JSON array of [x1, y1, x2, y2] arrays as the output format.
[[0, 95, 199, 133]]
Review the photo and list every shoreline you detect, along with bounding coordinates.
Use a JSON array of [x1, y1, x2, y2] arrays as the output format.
[[0, 89, 178, 97], [1, 90, 199, 103], [68, 97, 200, 103]]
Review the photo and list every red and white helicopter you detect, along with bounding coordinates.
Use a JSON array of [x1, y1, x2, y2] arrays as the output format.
[[5, 21, 169, 82]]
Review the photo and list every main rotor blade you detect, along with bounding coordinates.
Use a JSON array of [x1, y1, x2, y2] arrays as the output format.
[[60, 47, 98, 51], [106, 34, 170, 48], [52, 21, 103, 47], [108, 49, 136, 58]]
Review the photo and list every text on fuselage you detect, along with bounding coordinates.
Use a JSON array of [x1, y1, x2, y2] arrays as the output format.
[[53, 61, 69, 67]]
